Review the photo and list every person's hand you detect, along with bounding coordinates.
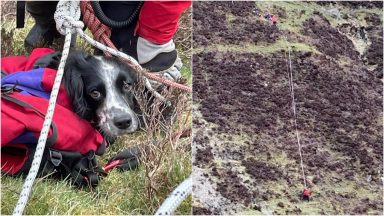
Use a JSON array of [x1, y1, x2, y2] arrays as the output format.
[[105, 147, 140, 172], [137, 37, 183, 89], [163, 56, 183, 81], [33, 51, 62, 69]]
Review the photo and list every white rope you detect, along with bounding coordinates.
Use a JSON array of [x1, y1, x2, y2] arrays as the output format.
[[13, 32, 72, 215], [12, 2, 79, 214], [57, 1, 166, 102], [72, 28, 166, 102], [282, 35, 307, 188], [154, 177, 192, 215], [13, 1, 189, 214]]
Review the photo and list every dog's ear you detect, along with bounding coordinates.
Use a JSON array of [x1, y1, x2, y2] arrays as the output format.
[[63, 51, 92, 119]]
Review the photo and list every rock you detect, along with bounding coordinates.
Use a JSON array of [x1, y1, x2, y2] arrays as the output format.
[[253, 204, 262, 211], [328, 8, 342, 19]]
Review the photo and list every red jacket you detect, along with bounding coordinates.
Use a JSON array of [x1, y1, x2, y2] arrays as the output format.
[[271, 15, 277, 24], [303, 188, 311, 196], [136, 1, 191, 44], [1, 48, 104, 175]]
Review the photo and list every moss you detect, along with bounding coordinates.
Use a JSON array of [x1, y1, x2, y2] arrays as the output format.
[[194, 39, 319, 55]]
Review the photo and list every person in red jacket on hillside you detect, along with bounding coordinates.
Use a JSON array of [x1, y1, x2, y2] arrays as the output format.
[[24, 1, 191, 82], [271, 14, 277, 25], [303, 188, 311, 201]]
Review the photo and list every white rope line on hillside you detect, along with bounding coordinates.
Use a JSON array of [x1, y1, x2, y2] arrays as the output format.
[[282, 35, 307, 189], [257, 13, 308, 189], [12, 1, 190, 215]]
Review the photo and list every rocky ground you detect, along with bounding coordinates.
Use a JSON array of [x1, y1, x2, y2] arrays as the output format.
[[192, 1, 383, 214]]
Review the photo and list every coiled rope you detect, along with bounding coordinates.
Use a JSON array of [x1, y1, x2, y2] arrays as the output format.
[[12, 1, 191, 215]]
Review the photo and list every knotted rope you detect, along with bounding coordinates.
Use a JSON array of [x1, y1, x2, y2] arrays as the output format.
[[80, 1, 115, 51], [12, 1, 191, 215]]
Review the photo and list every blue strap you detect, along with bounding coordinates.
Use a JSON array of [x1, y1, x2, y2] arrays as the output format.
[[1, 68, 50, 99]]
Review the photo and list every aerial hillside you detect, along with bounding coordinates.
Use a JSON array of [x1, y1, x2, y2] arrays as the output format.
[[192, 1, 383, 214]]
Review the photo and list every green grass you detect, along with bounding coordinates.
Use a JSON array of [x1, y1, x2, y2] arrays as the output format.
[[180, 61, 192, 85], [1, 12, 191, 215], [256, 1, 319, 33], [193, 39, 319, 55], [254, 1, 382, 59], [226, 13, 237, 24], [236, 172, 383, 215], [2, 157, 191, 215], [256, 1, 382, 33], [256, 1, 326, 32]]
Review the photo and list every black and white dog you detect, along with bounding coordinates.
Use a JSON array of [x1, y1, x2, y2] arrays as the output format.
[[62, 51, 140, 139]]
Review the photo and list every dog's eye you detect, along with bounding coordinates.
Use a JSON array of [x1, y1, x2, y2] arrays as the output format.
[[90, 90, 101, 99], [123, 81, 132, 91]]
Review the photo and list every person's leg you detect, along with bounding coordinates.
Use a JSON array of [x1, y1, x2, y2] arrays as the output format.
[[98, 1, 190, 81], [98, 1, 141, 59], [135, 1, 191, 45], [25, 1, 60, 50], [135, 1, 191, 80]]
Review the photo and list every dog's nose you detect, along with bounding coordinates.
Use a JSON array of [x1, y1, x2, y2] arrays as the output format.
[[114, 116, 132, 129]]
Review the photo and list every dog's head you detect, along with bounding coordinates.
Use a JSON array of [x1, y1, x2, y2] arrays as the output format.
[[64, 51, 139, 138]]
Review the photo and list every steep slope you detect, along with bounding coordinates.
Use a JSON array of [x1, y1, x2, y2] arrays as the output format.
[[192, 1, 383, 214]]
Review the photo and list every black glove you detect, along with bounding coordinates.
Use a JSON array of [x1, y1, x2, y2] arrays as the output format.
[[105, 147, 140, 172], [33, 51, 62, 70]]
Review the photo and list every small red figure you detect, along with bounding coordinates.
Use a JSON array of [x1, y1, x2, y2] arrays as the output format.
[[303, 188, 311, 201], [271, 15, 277, 25]]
